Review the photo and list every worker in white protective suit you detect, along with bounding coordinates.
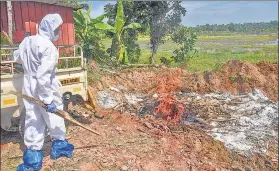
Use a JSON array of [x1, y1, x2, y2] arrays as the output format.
[[13, 14, 74, 171]]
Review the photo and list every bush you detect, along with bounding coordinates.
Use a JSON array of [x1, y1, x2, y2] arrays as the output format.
[[171, 26, 198, 63]]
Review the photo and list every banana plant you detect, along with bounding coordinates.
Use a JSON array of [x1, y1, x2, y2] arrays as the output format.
[[73, 5, 109, 60], [95, 1, 141, 64], [73, 5, 106, 42]]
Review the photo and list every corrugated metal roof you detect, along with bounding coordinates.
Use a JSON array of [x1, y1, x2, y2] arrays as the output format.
[[32, 1, 84, 10]]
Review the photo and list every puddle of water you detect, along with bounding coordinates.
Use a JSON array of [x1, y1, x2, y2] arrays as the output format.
[[232, 48, 261, 52], [206, 49, 216, 53], [257, 39, 278, 46]]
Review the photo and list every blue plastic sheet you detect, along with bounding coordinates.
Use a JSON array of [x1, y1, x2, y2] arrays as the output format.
[[50, 140, 74, 160], [16, 149, 43, 171]]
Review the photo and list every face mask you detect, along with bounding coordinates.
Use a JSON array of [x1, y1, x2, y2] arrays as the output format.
[[53, 27, 60, 41], [53, 34, 59, 41]]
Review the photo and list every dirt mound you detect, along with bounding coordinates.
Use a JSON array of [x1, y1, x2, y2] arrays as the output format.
[[221, 60, 278, 100], [93, 60, 278, 101], [153, 68, 183, 93], [180, 60, 278, 101]]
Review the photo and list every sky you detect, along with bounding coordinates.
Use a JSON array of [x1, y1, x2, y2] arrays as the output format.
[[88, 1, 278, 27]]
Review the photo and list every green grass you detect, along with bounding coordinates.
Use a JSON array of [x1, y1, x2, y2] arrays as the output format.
[[187, 48, 278, 72], [101, 34, 278, 72], [198, 34, 277, 41]]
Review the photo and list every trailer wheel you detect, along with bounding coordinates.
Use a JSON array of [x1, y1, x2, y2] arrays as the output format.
[[19, 108, 51, 142]]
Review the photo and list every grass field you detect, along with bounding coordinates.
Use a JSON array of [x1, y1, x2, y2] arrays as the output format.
[[102, 34, 278, 72]]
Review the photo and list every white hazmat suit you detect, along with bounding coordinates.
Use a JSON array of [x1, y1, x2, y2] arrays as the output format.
[[14, 14, 66, 150]]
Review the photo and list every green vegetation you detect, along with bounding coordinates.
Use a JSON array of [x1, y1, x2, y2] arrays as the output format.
[[57, 57, 81, 69], [191, 20, 278, 35], [69, 1, 278, 72], [95, 1, 141, 64], [198, 34, 277, 41], [1, 31, 11, 45], [229, 76, 251, 83], [170, 26, 198, 65], [103, 1, 189, 64], [143, 2, 187, 64], [102, 34, 278, 72], [73, 6, 110, 64]]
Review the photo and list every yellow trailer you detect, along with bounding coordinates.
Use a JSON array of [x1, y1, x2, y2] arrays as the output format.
[[0, 45, 88, 132]]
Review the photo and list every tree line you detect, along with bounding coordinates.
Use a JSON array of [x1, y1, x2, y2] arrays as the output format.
[[62, 1, 278, 66], [190, 20, 278, 35]]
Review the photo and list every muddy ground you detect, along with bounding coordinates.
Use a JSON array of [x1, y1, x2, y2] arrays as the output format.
[[1, 60, 278, 171]]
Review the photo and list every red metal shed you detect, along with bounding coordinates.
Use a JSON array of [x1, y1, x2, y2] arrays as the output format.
[[0, 1, 82, 45]]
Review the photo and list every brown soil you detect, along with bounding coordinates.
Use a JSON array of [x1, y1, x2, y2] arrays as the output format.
[[1, 60, 278, 171], [1, 110, 277, 171], [96, 60, 278, 101]]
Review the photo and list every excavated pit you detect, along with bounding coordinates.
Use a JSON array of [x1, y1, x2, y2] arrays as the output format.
[[90, 60, 278, 170], [1, 60, 278, 171]]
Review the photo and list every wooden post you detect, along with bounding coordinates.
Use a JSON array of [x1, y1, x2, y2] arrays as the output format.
[[6, 1, 13, 43]]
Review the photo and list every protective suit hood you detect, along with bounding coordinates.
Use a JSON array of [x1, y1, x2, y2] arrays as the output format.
[[38, 14, 63, 41]]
